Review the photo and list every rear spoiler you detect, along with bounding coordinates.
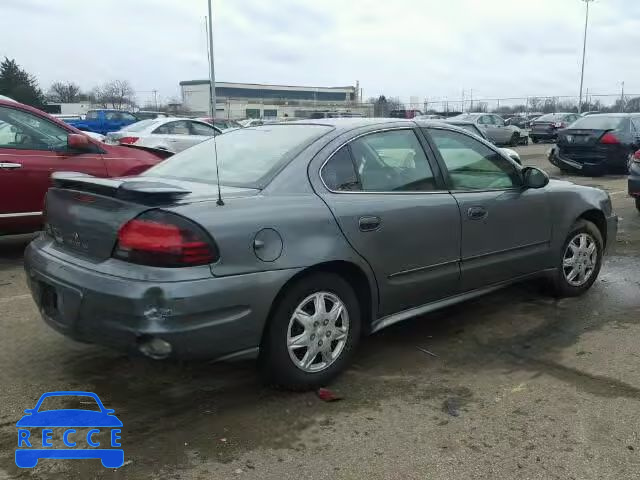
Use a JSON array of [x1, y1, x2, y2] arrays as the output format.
[[120, 144, 174, 159], [51, 172, 191, 203]]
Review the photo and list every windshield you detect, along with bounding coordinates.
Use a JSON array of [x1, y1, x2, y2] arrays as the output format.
[[569, 116, 626, 130], [144, 124, 333, 187]]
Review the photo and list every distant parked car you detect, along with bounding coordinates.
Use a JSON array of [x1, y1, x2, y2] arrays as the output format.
[[505, 116, 527, 129], [628, 149, 640, 212], [414, 114, 445, 120], [239, 118, 264, 127], [66, 109, 139, 135], [0, 99, 166, 235], [197, 117, 242, 130], [439, 119, 523, 163], [529, 113, 580, 143], [450, 113, 525, 146], [550, 113, 640, 175], [25, 118, 617, 390], [135, 111, 169, 120], [389, 109, 423, 119], [106, 117, 222, 153]]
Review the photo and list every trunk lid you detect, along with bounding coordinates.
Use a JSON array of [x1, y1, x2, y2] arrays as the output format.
[[44, 173, 257, 261]]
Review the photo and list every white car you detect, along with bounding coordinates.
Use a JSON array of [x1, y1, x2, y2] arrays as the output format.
[[105, 117, 221, 153], [239, 118, 264, 127]]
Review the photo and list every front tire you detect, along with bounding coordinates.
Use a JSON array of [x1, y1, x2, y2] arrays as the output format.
[[260, 272, 361, 390], [635, 197, 640, 213], [532, 137, 539, 144], [509, 133, 519, 147], [549, 220, 603, 297]]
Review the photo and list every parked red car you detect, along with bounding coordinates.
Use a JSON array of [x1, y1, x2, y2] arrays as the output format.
[[0, 99, 167, 235]]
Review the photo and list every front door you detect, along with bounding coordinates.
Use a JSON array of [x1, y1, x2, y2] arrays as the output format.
[[425, 126, 552, 291], [0, 105, 107, 233], [316, 128, 461, 316]]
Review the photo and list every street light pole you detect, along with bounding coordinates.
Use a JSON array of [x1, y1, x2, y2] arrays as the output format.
[[207, 0, 217, 119], [578, 0, 594, 114]]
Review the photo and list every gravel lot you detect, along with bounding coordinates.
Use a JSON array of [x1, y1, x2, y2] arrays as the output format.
[[1, 143, 639, 480]]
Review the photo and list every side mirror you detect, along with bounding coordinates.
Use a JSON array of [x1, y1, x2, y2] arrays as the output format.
[[67, 133, 91, 151], [522, 166, 549, 189]]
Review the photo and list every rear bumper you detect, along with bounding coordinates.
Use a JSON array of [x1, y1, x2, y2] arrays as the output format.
[[530, 131, 557, 140], [552, 150, 628, 173], [24, 238, 300, 360]]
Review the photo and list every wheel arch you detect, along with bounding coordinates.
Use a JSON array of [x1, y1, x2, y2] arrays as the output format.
[[260, 260, 377, 347], [576, 209, 607, 247]]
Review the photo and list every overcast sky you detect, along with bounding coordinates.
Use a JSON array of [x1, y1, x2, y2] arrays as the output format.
[[3, 0, 639, 106]]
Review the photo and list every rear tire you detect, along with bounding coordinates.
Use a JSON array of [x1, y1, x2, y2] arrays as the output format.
[[635, 197, 640, 213], [509, 133, 519, 147], [549, 219, 603, 298], [260, 272, 361, 390], [532, 137, 539, 144]]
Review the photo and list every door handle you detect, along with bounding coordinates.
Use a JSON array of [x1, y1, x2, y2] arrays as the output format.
[[0, 163, 22, 170], [358, 216, 381, 232], [467, 206, 488, 220]]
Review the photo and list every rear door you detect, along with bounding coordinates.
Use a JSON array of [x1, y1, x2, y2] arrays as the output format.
[[0, 105, 107, 231], [315, 127, 461, 316], [151, 120, 194, 152], [425, 126, 551, 291], [491, 115, 511, 143]]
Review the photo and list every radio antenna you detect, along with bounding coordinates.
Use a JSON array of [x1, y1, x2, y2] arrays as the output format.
[[206, 2, 224, 206]]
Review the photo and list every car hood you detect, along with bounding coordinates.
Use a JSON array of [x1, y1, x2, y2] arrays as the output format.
[[16, 410, 122, 427]]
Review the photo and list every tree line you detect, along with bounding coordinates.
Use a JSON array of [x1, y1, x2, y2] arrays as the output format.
[[0, 57, 137, 110]]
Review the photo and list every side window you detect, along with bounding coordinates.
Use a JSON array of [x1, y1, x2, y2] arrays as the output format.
[[190, 121, 218, 136], [322, 146, 361, 191], [121, 113, 137, 122], [631, 117, 640, 134], [493, 116, 504, 126], [0, 106, 69, 151], [429, 128, 521, 191], [349, 129, 436, 192], [86, 111, 98, 120], [105, 112, 120, 121]]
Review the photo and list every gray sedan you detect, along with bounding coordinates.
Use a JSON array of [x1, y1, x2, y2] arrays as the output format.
[[25, 118, 617, 389], [451, 113, 524, 146]]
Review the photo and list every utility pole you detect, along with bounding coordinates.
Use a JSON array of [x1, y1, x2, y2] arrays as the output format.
[[620, 81, 625, 113], [206, 0, 217, 119], [461, 89, 465, 113], [153, 90, 158, 111], [469, 89, 474, 112], [578, 0, 594, 114]]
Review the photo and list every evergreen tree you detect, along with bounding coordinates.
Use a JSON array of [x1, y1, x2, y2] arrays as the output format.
[[0, 58, 46, 107]]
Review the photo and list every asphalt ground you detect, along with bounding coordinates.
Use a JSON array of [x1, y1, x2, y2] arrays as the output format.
[[1, 142, 639, 479]]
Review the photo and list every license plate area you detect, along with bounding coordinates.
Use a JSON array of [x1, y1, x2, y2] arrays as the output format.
[[40, 283, 59, 319]]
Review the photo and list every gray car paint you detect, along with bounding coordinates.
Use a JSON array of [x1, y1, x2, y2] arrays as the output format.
[[24, 118, 617, 362]]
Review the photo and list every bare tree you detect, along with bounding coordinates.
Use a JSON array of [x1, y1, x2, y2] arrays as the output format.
[[48, 81, 81, 103], [91, 80, 135, 110]]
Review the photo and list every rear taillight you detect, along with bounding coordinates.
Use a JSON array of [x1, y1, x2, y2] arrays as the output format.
[[554, 122, 566, 128], [118, 136, 139, 145], [633, 150, 640, 162], [113, 211, 218, 267], [600, 133, 620, 145]]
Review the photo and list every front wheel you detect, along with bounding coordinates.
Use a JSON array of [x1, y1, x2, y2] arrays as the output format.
[[549, 220, 603, 297], [509, 133, 520, 147], [532, 137, 539, 144], [260, 273, 361, 390], [635, 197, 640, 213]]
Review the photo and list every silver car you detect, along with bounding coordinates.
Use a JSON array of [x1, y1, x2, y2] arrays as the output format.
[[451, 113, 524, 146], [25, 119, 617, 389], [105, 117, 222, 153]]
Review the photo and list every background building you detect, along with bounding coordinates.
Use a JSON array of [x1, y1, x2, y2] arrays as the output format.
[[179, 80, 371, 119]]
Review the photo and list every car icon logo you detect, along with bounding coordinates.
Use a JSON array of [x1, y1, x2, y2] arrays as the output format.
[[15, 391, 124, 468]]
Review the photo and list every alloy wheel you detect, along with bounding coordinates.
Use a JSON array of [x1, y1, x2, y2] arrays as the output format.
[[562, 232, 598, 287], [287, 291, 350, 373]]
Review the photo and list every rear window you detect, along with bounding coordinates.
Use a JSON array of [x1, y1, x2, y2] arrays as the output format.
[[569, 116, 626, 130], [144, 124, 333, 188], [535, 114, 567, 122], [124, 119, 159, 132]]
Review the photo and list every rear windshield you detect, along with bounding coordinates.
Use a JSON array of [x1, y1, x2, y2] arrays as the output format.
[[124, 119, 159, 132], [535, 113, 568, 122], [569, 116, 626, 130], [144, 124, 333, 188]]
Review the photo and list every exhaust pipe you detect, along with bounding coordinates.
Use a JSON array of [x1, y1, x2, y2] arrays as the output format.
[[138, 336, 172, 360]]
